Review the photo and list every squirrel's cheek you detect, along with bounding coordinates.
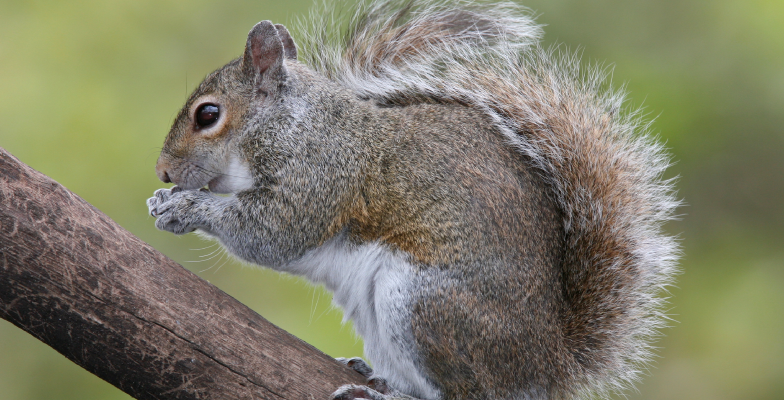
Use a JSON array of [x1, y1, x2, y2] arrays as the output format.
[[208, 156, 254, 194]]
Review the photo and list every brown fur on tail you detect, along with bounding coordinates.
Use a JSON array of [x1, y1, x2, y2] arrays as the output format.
[[301, 1, 679, 397]]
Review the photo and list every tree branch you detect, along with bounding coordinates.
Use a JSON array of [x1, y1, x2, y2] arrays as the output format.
[[0, 147, 364, 399]]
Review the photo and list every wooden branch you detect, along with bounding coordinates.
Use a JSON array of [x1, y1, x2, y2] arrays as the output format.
[[0, 147, 364, 399]]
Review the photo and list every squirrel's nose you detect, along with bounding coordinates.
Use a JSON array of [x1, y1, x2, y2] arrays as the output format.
[[156, 164, 172, 183]]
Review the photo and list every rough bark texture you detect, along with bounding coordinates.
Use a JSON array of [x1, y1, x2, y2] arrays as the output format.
[[0, 147, 365, 399]]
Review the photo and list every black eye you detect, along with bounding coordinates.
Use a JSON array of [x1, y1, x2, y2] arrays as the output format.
[[195, 103, 220, 128]]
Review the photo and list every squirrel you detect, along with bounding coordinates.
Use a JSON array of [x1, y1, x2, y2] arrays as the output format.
[[146, 1, 679, 399]]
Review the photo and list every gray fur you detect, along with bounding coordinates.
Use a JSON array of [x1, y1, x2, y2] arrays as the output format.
[[148, 1, 680, 399]]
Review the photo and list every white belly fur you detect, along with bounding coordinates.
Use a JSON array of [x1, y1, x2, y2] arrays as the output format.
[[284, 232, 441, 399]]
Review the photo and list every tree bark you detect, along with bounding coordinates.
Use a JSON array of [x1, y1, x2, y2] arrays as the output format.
[[0, 147, 365, 399]]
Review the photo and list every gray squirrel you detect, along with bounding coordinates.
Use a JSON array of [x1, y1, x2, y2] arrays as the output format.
[[146, 1, 679, 399]]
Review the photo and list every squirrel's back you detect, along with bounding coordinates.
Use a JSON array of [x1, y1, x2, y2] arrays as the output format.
[[300, 1, 679, 398]]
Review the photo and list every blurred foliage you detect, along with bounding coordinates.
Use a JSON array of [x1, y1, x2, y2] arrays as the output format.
[[0, 0, 782, 399]]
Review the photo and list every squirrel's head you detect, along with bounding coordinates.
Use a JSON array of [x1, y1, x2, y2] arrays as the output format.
[[155, 21, 298, 194]]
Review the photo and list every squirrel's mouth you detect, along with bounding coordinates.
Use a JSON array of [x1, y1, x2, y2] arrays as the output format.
[[161, 159, 214, 191], [207, 176, 223, 193], [169, 157, 252, 194]]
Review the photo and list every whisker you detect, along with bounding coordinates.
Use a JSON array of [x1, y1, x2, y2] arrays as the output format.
[[197, 247, 223, 259], [187, 250, 222, 263], [163, 152, 253, 180], [309, 286, 319, 325], [313, 300, 333, 324], [192, 163, 254, 180], [213, 254, 231, 274], [198, 249, 227, 273], [190, 242, 219, 252]]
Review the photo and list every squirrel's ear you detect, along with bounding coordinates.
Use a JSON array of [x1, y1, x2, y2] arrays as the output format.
[[242, 21, 286, 77], [274, 24, 297, 60]]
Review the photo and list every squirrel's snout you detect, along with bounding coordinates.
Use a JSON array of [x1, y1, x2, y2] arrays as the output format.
[[156, 164, 172, 183]]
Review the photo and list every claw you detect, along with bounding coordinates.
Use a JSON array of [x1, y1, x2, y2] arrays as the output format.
[[337, 357, 374, 379], [367, 377, 390, 394]]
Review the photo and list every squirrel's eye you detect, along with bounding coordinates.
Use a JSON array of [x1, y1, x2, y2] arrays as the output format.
[[195, 104, 220, 128]]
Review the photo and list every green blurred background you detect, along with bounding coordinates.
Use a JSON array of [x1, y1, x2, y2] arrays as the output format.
[[1, 0, 782, 399]]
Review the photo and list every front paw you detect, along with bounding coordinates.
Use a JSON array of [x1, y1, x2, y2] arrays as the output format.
[[147, 186, 180, 217], [146, 187, 211, 234]]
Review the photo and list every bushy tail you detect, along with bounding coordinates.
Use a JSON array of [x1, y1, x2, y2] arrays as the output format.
[[300, 1, 680, 398]]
